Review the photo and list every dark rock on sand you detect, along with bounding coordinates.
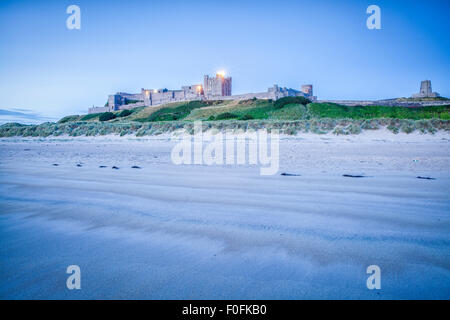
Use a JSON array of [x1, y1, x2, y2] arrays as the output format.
[[281, 173, 301, 176], [343, 174, 367, 178], [417, 176, 436, 180]]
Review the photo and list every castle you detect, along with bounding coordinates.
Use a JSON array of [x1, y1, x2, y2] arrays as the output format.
[[88, 72, 316, 114]]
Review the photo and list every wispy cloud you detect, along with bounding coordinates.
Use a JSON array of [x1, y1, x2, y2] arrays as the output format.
[[0, 108, 57, 125]]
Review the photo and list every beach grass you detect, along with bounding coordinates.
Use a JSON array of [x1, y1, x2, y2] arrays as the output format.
[[1, 118, 449, 137]]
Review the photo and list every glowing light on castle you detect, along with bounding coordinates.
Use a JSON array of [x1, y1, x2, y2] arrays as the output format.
[[216, 70, 226, 78]]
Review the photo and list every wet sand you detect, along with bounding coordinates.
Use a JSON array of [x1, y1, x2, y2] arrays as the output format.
[[0, 132, 449, 299]]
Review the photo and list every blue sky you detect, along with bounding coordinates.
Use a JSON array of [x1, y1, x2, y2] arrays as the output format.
[[0, 0, 449, 119]]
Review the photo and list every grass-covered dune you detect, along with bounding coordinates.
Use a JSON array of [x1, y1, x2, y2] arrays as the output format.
[[1, 118, 448, 137], [1, 98, 449, 137]]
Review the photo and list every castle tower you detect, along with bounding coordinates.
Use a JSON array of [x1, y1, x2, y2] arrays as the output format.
[[301, 85, 313, 98], [204, 73, 232, 97]]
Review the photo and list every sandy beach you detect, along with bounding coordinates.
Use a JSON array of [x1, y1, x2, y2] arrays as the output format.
[[0, 131, 449, 299]]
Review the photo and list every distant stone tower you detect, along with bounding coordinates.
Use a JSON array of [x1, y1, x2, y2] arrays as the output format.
[[412, 80, 440, 98], [204, 73, 232, 97], [420, 80, 432, 96]]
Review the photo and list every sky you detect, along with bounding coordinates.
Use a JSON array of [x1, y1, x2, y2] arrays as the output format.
[[0, 0, 449, 120]]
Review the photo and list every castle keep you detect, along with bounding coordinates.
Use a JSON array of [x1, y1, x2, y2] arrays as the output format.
[[204, 72, 232, 96], [88, 72, 316, 114]]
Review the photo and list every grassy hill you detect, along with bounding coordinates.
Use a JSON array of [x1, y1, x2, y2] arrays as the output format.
[[61, 97, 450, 124]]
